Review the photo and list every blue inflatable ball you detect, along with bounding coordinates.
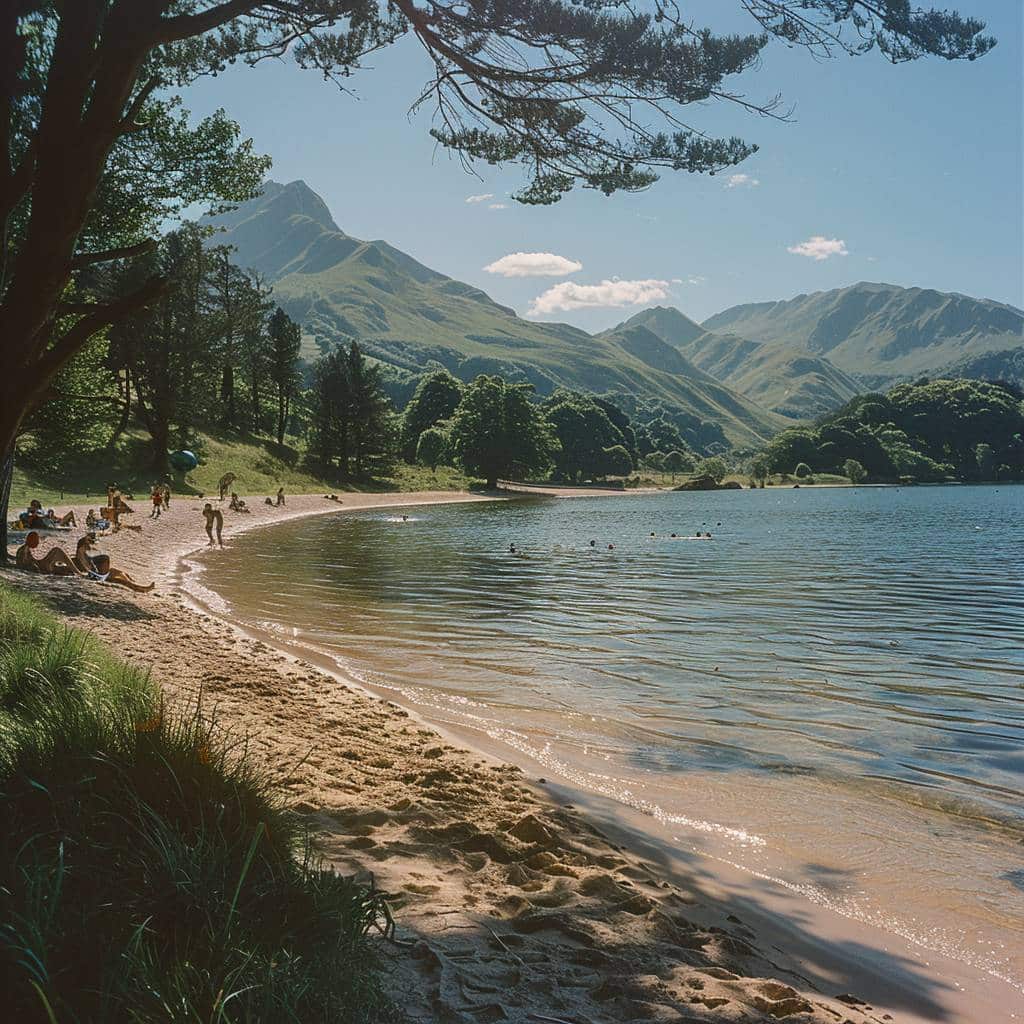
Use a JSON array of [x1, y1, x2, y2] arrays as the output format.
[[168, 449, 198, 472]]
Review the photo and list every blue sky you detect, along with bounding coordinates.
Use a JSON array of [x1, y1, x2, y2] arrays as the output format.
[[182, 1, 1022, 333]]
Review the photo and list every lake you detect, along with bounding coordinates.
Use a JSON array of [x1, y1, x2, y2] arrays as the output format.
[[189, 484, 1024, 992]]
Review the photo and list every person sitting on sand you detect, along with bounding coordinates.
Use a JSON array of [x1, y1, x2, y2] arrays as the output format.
[[276, 487, 285, 507], [15, 531, 83, 576], [202, 503, 224, 547], [73, 532, 110, 575], [73, 533, 154, 592], [229, 492, 250, 513]]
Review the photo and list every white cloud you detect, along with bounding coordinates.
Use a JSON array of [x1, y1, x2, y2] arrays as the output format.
[[787, 235, 849, 261], [484, 252, 583, 278], [529, 278, 670, 316], [488, 203, 507, 210], [465, 193, 494, 204], [726, 173, 760, 189], [687, 275, 707, 285]]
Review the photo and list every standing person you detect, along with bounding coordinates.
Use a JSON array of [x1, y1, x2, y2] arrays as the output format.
[[149, 484, 162, 518], [161, 481, 171, 509], [202, 503, 224, 547], [276, 487, 285, 507]]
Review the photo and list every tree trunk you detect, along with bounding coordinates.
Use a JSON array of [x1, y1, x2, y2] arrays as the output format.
[[0, 445, 14, 567], [110, 365, 132, 444], [277, 389, 286, 446], [151, 421, 169, 473]]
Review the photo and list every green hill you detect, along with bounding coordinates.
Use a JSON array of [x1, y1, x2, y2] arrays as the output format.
[[702, 282, 1024, 379], [611, 306, 862, 419], [209, 181, 786, 446]]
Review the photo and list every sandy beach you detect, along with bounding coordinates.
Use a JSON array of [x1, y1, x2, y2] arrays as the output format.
[[1, 490, 1003, 1023]]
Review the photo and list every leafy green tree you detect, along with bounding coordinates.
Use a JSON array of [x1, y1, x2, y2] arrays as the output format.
[[664, 449, 692, 481], [308, 349, 350, 473], [974, 443, 998, 480], [401, 371, 462, 461], [543, 390, 625, 481], [697, 457, 728, 484], [18, 334, 120, 477], [344, 341, 393, 477], [645, 417, 687, 458], [416, 427, 449, 473], [267, 307, 302, 446], [107, 225, 219, 471], [750, 454, 770, 484], [843, 458, 867, 484], [449, 376, 557, 488], [644, 451, 667, 472], [600, 445, 633, 479], [763, 429, 820, 474]]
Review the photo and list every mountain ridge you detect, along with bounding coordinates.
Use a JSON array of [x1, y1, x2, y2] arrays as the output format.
[[702, 281, 1023, 377], [209, 180, 789, 447]]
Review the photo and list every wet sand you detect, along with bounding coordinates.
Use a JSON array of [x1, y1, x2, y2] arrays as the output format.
[[4, 490, 1014, 1023]]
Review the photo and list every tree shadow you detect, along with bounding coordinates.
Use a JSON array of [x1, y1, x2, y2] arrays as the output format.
[[0, 572, 158, 624]]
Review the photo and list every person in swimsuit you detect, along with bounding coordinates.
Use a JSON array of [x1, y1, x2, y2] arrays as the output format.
[[73, 534, 154, 592], [14, 532, 82, 576], [276, 487, 286, 507], [202, 503, 224, 547]]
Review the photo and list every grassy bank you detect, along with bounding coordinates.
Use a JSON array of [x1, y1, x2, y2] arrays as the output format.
[[11, 428, 473, 510], [0, 583, 395, 1023]]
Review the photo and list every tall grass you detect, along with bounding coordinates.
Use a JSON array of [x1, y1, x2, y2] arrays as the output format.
[[0, 584, 395, 1023]]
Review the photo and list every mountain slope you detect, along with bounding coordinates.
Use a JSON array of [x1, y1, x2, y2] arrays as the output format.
[[210, 181, 786, 445], [703, 282, 1024, 377], [613, 306, 862, 418]]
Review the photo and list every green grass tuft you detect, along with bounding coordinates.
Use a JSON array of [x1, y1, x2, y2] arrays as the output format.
[[0, 584, 396, 1023]]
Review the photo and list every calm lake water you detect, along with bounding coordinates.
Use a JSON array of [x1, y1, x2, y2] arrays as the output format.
[[191, 485, 1024, 991]]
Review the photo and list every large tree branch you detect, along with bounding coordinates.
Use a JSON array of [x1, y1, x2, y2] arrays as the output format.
[[36, 274, 167, 383], [152, 0, 267, 44], [71, 238, 158, 269]]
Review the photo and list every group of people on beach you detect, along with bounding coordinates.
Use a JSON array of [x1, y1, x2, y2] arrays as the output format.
[[13, 530, 154, 592]]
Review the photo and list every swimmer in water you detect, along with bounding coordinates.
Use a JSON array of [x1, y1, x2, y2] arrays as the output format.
[[608, 543, 614, 550], [589, 540, 596, 547]]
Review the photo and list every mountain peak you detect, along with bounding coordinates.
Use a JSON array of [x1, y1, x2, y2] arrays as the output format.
[[613, 305, 707, 347], [258, 179, 341, 233]]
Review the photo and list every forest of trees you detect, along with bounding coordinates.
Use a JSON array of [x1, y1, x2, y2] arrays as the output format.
[[18, 258, 715, 497], [755, 379, 1024, 483]]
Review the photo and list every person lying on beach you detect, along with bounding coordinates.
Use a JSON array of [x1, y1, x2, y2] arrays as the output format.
[[14, 531, 83, 576], [73, 534, 154, 592], [202, 503, 224, 547], [47, 508, 77, 527]]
